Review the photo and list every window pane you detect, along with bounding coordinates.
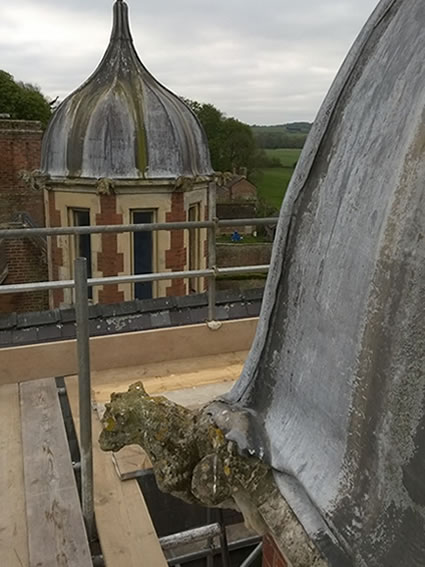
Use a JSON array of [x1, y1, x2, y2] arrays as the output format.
[[133, 211, 153, 300], [73, 209, 92, 299]]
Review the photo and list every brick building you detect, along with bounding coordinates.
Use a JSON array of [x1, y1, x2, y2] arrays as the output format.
[[217, 174, 258, 236], [40, 0, 214, 309], [217, 175, 258, 203], [0, 119, 48, 313]]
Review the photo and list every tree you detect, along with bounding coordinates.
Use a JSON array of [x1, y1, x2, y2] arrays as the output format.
[[184, 98, 258, 173], [0, 70, 52, 128], [191, 102, 223, 169], [220, 118, 257, 172]]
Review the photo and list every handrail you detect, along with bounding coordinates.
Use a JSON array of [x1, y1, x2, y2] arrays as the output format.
[[0, 265, 270, 294], [12, 212, 48, 258], [0, 217, 278, 239], [0, 239, 7, 284]]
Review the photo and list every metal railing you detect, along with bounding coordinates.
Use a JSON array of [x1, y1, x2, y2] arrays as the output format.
[[0, 206, 278, 545], [13, 211, 48, 258], [0, 216, 277, 324], [0, 238, 7, 284]]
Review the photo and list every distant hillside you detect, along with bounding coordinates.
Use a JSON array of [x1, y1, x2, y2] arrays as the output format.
[[251, 122, 312, 149]]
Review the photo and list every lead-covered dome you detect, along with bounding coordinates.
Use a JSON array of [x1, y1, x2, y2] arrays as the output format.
[[42, 0, 213, 180]]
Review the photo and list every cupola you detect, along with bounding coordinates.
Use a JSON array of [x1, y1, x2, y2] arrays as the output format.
[[41, 0, 213, 180]]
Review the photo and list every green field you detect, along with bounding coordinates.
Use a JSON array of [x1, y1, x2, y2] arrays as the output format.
[[250, 148, 302, 209], [251, 167, 294, 210], [265, 148, 301, 168]]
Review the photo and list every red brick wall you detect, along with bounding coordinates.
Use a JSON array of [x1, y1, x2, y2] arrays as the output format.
[[96, 194, 124, 304], [0, 237, 48, 313], [263, 535, 288, 567], [217, 242, 272, 268], [0, 120, 44, 226], [165, 191, 187, 296], [0, 120, 48, 313]]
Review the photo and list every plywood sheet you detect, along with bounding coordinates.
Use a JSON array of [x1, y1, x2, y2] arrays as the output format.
[[92, 351, 245, 403]]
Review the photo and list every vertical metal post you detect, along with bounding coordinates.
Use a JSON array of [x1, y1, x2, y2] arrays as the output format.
[[218, 509, 231, 567], [206, 508, 214, 567], [207, 181, 217, 321], [74, 257, 95, 540], [240, 543, 263, 567]]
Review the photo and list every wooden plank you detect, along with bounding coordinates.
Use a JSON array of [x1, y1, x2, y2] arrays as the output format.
[[89, 350, 246, 388], [92, 353, 244, 402], [0, 318, 257, 385], [112, 446, 152, 481], [65, 377, 168, 567], [0, 384, 29, 567], [20, 378, 91, 567]]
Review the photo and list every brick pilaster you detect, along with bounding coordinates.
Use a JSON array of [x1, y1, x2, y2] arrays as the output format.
[[48, 191, 64, 306], [165, 191, 187, 296], [96, 194, 124, 304]]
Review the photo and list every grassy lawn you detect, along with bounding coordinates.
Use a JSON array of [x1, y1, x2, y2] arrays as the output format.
[[216, 234, 269, 243], [265, 148, 301, 167], [251, 167, 294, 210], [250, 148, 303, 210]]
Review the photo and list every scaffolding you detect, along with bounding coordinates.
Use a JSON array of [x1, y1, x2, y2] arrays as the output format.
[[0, 206, 277, 563]]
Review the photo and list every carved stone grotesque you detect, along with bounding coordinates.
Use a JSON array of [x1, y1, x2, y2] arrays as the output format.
[[99, 381, 269, 533], [19, 169, 49, 192], [95, 178, 116, 195]]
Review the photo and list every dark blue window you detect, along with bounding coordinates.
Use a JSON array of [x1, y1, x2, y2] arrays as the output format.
[[133, 211, 153, 300], [73, 209, 92, 299]]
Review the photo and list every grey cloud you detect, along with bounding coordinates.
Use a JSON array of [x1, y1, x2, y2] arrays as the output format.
[[0, 0, 379, 123]]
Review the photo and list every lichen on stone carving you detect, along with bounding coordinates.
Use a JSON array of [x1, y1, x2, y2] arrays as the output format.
[[96, 178, 116, 195], [174, 176, 195, 192], [99, 381, 329, 565], [99, 381, 270, 533]]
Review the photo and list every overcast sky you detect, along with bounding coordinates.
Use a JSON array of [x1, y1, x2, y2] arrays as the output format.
[[0, 0, 378, 125]]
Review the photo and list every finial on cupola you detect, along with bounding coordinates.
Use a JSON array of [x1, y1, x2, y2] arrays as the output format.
[[111, 0, 132, 41]]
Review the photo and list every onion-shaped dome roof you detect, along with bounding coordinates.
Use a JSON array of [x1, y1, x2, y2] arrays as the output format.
[[41, 0, 213, 179]]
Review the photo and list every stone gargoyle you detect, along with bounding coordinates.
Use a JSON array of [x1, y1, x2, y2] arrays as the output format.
[[99, 381, 270, 534]]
